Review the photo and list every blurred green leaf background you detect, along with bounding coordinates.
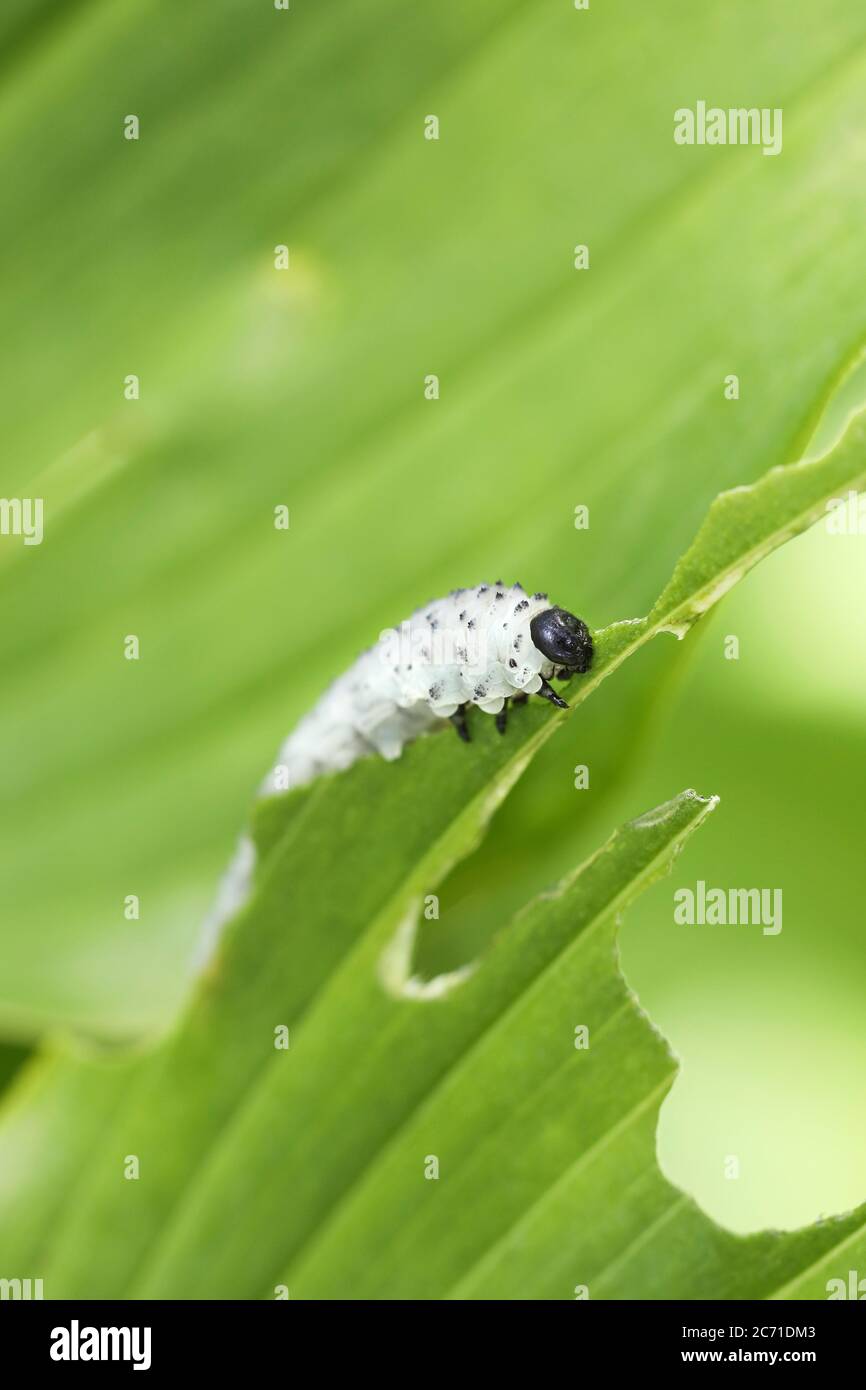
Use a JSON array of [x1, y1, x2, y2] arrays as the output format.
[[1, 0, 865, 1255]]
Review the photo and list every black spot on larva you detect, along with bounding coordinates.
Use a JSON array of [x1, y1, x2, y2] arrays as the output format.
[[428, 683, 442, 700], [513, 634, 523, 649], [421, 646, 430, 659], [458, 610, 467, 621], [495, 590, 505, 600], [478, 585, 488, 594], [533, 592, 547, 601], [467, 619, 475, 629], [508, 658, 517, 668], [494, 578, 503, 585], [456, 646, 468, 661], [474, 685, 487, 699], [428, 618, 438, 630], [514, 599, 529, 614]]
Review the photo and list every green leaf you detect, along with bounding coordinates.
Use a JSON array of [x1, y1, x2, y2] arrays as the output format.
[[2, 407, 865, 1297], [5, 0, 866, 1038], [138, 789, 724, 1299]]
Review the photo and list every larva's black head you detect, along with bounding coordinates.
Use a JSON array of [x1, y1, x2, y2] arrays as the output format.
[[530, 607, 593, 674]]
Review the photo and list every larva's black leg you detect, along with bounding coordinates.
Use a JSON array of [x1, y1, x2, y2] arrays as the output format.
[[512, 692, 528, 706], [450, 704, 471, 743], [495, 699, 509, 735], [555, 666, 574, 681], [537, 677, 569, 710]]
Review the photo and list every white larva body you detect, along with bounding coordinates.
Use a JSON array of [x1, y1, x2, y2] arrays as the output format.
[[261, 582, 558, 795], [199, 582, 571, 955]]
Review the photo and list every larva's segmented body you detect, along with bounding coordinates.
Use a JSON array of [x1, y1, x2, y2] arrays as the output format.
[[262, 582, 593, 794], [200, 583, 592, 955]]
